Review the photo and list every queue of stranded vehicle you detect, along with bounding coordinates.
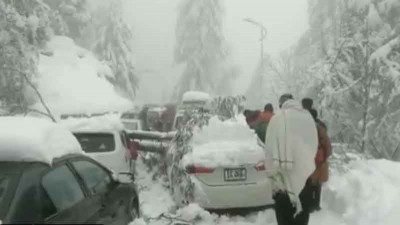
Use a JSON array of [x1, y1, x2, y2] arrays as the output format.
[[243, 94, 331, 225], [0, 93, 331, 225]]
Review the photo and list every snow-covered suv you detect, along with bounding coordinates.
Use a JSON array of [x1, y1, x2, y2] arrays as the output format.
[[62, 115, 138, 175]]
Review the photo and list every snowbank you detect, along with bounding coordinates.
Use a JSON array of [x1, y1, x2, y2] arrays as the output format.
[[0, 117, 82, 164], [33, 36, 132, 115], [324, 159, 400, 225], [61, 114, 124, 132], [182, 91, 212, 103], [182, 116, 265, 167]]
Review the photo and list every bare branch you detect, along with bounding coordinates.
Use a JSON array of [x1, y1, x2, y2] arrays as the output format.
[[3, 67, 57, 122]]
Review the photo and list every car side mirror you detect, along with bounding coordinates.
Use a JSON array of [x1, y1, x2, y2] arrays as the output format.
[[112, 172, 135, 183]]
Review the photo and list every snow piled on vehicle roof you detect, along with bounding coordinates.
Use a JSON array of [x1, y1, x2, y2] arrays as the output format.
[[32, 36, 132, 115], [61, 114, 124, 132], [182, 116, 265, 167], [182, 91, 211, 103], [0, 117, 82, 164]]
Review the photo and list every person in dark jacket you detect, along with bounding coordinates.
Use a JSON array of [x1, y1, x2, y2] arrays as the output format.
[[302, 98, 313, 111], [244, 110, 261, 128]]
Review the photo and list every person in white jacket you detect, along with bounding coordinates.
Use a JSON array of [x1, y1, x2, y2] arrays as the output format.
[[265, 94, 318, 225]]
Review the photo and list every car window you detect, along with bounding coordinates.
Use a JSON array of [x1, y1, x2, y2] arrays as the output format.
[[120, 132, 129, 148], [0, 174, 11, 218], [73, 133, 116, 153], [121, 113, 136, 119], [72, 160, 112, 195], [42, 165, 85, 212], [0, 176, 10, 207], [123, 121, 138, 130]]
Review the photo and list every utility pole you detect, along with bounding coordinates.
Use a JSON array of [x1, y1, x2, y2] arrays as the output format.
[[244, 18, 267, 105]]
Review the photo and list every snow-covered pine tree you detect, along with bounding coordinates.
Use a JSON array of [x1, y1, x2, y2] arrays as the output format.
[[0, 0, 52, 114], [173, 0, 231, 99], [290, 0, 400, 159], [92, 0, 137, 101], [44, 0, 90, 41]]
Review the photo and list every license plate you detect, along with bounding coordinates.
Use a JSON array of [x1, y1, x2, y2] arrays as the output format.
[[224, 168, 247, 181]]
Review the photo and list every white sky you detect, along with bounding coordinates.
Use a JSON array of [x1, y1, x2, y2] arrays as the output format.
[[123, 0, 309, 104]]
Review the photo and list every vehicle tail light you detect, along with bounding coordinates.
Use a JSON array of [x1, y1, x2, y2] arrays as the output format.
[[255, 160, 266, 171], [185, 165, 215, 174], [128, 139, 139, 160]]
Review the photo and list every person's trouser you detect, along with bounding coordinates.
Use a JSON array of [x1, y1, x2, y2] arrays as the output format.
[[273, 179, 314, 225]]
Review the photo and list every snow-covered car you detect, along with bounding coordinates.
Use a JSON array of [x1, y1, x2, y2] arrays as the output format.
[[62, 115, 138, 175], [0, 117, 139, 224], [168, 116, 276, 210]]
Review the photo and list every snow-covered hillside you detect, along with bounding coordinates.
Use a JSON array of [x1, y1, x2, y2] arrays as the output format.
[[132, 157, 400, 225], [32, 36, 132, 116]]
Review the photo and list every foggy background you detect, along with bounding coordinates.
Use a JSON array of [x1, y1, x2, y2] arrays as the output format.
[[123, 0, 309, 104]]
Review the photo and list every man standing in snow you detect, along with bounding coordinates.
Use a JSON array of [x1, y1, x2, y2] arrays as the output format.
[[265, 94, 318, 225]]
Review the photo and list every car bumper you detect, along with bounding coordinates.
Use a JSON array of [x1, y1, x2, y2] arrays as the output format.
[[192, 178, 274, 209]]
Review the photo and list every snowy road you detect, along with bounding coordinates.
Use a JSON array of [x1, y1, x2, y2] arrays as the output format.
[[130, 160, 344, 225]]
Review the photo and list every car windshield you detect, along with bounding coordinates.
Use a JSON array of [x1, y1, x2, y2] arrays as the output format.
[[73, 133, 116, 153], [0, 174, 16, 219], [121, 113, 137, 120]]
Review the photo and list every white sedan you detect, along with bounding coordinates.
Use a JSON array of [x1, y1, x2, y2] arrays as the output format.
[[168, 117, 276, 210]]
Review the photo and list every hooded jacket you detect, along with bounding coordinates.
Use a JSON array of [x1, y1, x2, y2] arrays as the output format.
[[264, 100, 318, 204]]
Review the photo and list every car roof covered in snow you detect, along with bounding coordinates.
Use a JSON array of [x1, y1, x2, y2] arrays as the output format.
[[182, 91, 211, 103], [182, 115, 265, 167], [61, 114, 124, 133], [0, 117, 83, 165]]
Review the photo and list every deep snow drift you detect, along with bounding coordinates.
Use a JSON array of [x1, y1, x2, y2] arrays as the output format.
[[33, 36, 132, 115], [132, 155, 400, 225]]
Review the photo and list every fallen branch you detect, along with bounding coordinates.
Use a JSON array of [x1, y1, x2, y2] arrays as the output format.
[[147, 213, 192, 225]]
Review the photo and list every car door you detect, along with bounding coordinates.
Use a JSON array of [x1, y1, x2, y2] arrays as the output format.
[[69, 158, 137, 225], [40, 164, 95, 223]]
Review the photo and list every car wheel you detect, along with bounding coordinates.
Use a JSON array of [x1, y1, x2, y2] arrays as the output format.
[[128, 198, 140, 221]]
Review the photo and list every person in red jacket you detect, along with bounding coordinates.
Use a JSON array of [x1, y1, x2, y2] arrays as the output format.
[[309, 108, 332, 212], [258, 103, 274, 122]]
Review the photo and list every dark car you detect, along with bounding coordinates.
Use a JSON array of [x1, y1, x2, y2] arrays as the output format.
[[0, 154, 139, 224]]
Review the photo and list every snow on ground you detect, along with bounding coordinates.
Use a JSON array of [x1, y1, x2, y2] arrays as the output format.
[[323, 159, 400, 225], [132, 155, 400, 225], [0, 117, 82, 164], [32, 36, 132, 116], [182, 116, 265, 168]]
